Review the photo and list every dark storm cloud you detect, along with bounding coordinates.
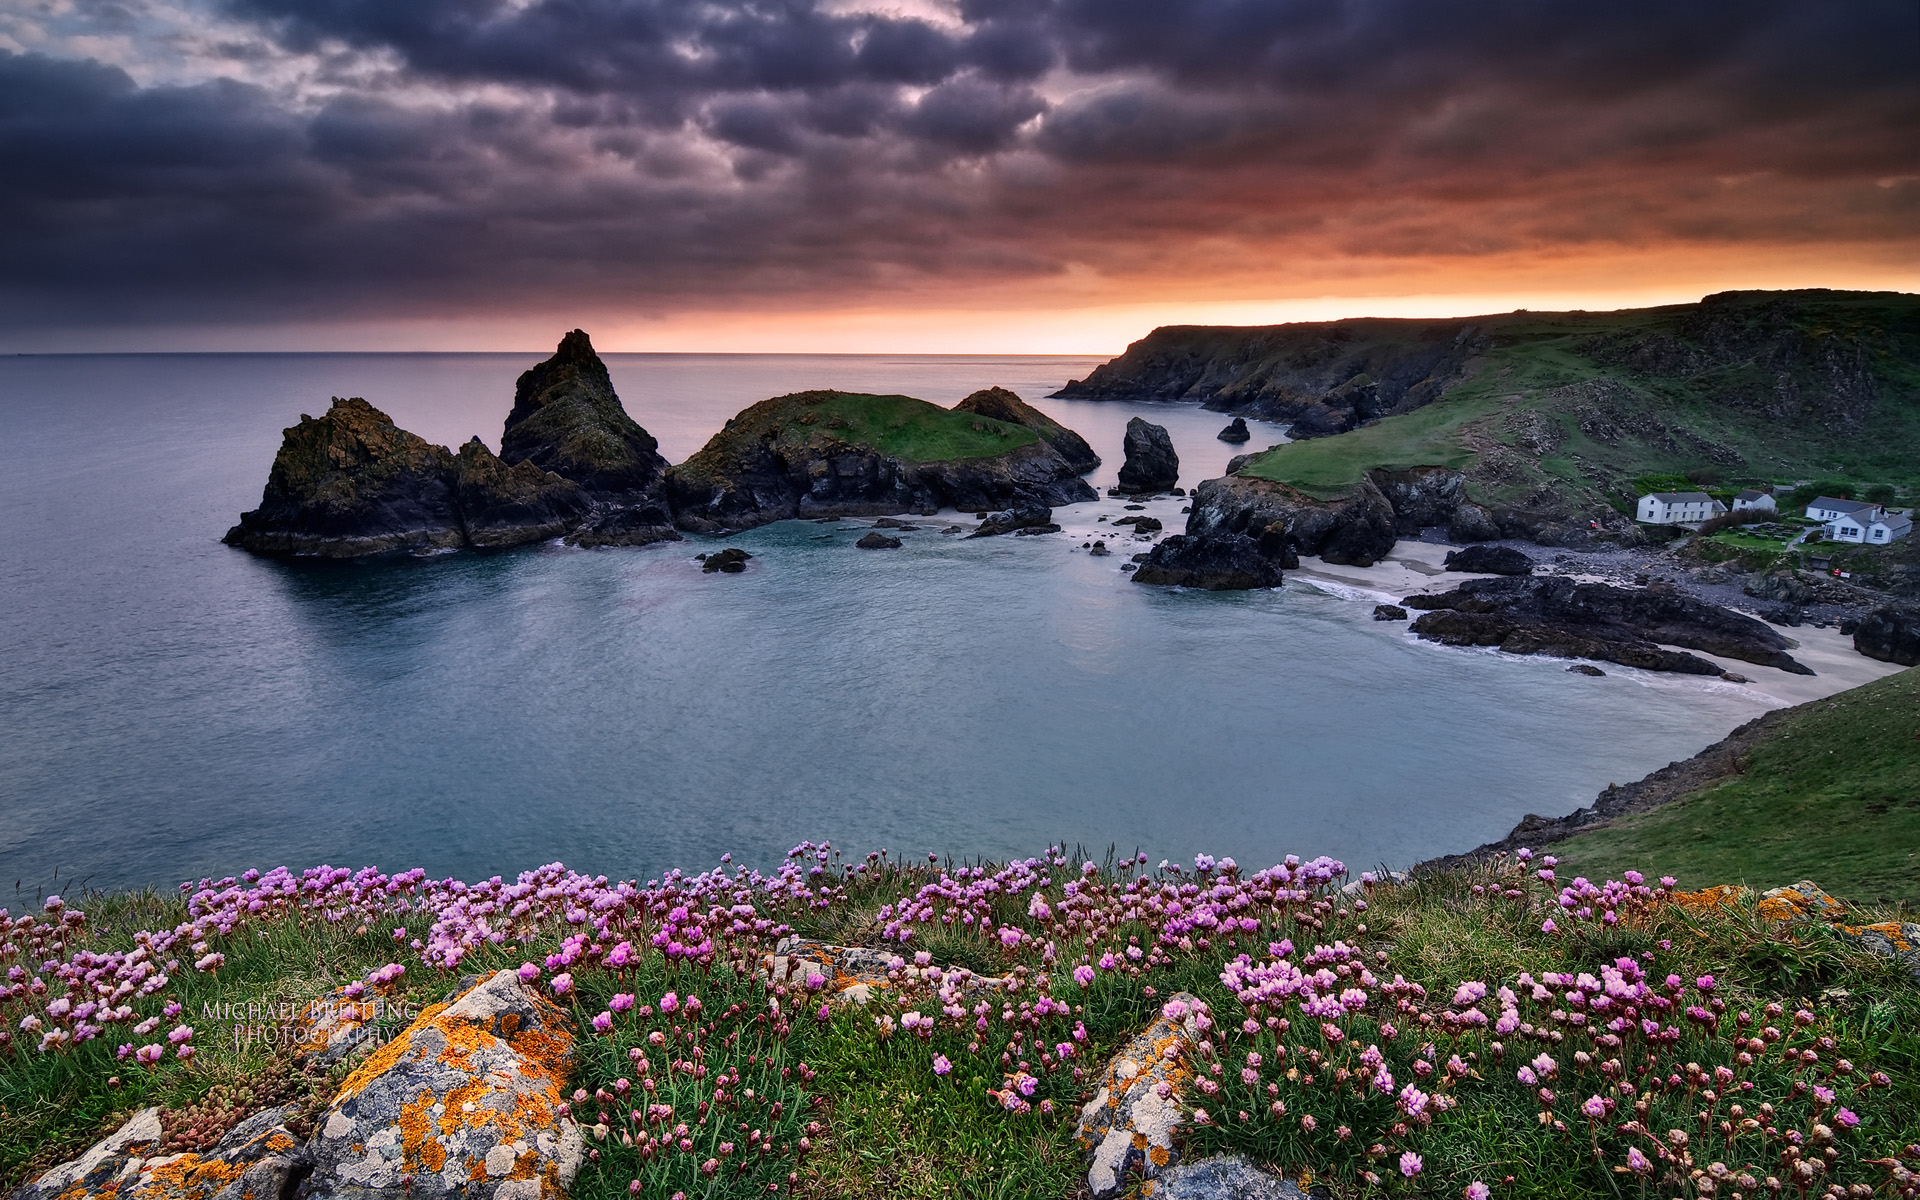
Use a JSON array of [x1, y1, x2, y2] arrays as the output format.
[[1, 0, 1914, 330]]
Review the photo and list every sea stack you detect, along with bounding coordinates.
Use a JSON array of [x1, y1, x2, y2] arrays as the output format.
[[1117, 418, 1178, 494], [502, 330, 669, 502]]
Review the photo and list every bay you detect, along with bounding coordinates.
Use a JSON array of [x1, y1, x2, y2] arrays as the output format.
[[0, 352, 1774, 892]]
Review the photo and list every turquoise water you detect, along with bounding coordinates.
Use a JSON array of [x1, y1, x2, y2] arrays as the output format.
[[0, 353, 1775, 892]]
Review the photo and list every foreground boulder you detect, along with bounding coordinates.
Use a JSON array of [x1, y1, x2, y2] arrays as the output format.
[[306, 969, 582, 1199], [1443, 544, 1534, 575], [1405, 577, 1813, 675], [951, 387, 1101, 472], [1131, 534, 1283, 590], [13, 1106, 304, 1200], [665, 390, 1095, 532], [1075, 994, 1211, 1197], [223, 399, 590, 557], [1854, 605, 1920, 666], [1216, 417, 1250, 443], [968, 502, 1055, 538], [1116, 418, 1179, 493], [501, 330, 668, 502]]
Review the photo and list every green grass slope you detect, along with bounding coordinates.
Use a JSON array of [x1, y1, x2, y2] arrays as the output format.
[[1554, 666, 1920, 903], [1234, 290, 1920, 515], [690, 389, 1041, 467]]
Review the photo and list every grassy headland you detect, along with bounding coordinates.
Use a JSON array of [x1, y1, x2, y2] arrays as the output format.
[[1553, 667, 1920, 903], [694, 390, 1041, 467]]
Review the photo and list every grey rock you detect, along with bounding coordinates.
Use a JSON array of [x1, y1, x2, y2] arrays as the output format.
[[1148, 1154, 1309, 1199], [1443, 545, 1535, 575], [1074, 994, 1214, 1198], [565, 500, 682, 548], [1132, 534, 1283, 590], [1373, 603, 1409, 621], [1568, 664, 1606, 676], [1089, 541, 1111, 556], [13, 1105, 305, 1200], [1216, 417, 1251, 443], [1448, 502, 1503, 543], [1117, 418, 1179, 494], [1111, 516, 1163, 533], [968, 502, 1055, 537], [701, 546, 753, 572], [1854, 605, 1920, 666], [856, 531, 903, 549]]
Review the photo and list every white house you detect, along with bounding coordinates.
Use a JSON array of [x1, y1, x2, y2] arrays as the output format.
[[1805, 496, 1882, 523], [1826, 511, 1911, 544], [1637, 491, 1725, 524], [1731, 489, 1777, 514]]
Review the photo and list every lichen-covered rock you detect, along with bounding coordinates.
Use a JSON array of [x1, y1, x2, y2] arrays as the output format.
[[501, 330, 668, 502], [12, 1106, 304, 1200], [1074, 993, 1212, 1198], [952, 387, 1101, 472], [1139, 1154, 1309, 1199], [757, 938, 1005, 1008], [1679, 881, 1920, 980], [296, 986, 400, 1067], [304, 969, 583, 1200], [1117, 418, 1179, 494]]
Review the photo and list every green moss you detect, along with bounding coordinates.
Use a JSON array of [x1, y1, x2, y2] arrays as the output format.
[[686, 390, 1040, 471], [1555, 667, 1920, 903], [1235, 398, 1483, 498]]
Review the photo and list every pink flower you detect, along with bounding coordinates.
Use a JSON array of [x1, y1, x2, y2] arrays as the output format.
[[1540, 919, 1557, 934], [1400, 1151, 1422, 1178], [591, 1012, 613, 1034], [1581, 1095, 1606, 1119], [1465, 1184, 1491, 1200], [1835, 1108, 1860, 1129], [1625, 1147, 1652, 1176], [1073, 965, 1095, 988], [609, 993, 635, 1013], [550, 973, 573, 996], [932, 1054, 952, 1076], [517, 963, 539, 983], [659, 991, 678, 1013]]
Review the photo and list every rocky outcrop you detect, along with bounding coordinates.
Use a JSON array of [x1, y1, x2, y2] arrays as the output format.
[[1216, 417, 1250, 443], [952, 387, 1100, 472], [1367, 466, 1465, 534], [1374, 603, 1408, 621], [1443, 545, 1535, 575], [1110, 515, 1162, 533], [501, 330, 667, 502], [1448, 503, 1503, 542], [564, 500, 682, 548], [664, 391, 1096, 533], [12, 1106, 305, 1200], [1404, 577, 1814, 675], [967, 502, 1054, 538], [701, 547, 752, 572], [1185, 474, 1396, 567], [1117, 418, 1179, 493], [305, 969, 582, 1199], [1131, 534, 1283, 590], [224, 398, 590, 557], [856, 531, 902, 549], [1854, 606, 1920, 665]]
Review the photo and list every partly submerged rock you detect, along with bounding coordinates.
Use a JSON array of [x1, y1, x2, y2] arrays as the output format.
[[1373, 603, 1409, 621], [701, 546, 753, 572], [1131, 534, 1283, 591], [1111, 515, 1163, 533], [1074, 993, 1212, 1198], [968, 502, 1055, 538], [564, 500, 683, 548], [223, 398, 467, 557], [304, 969, 582, 1200], [1405, 576, 1814, 675], [1854, 605, 1920, 666], [856, 531, 903, 549], [1117, 418, 1179, 494], [952, 386, 1101, 472], [501, 330, 668, 502], [1567, 663, 1607, 676], [1215, 417, 1250, 443], [1443, 544, 1535, 575]]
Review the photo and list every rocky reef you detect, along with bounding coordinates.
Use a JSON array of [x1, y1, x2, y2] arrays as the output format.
[[1130, 533, 1283, 590], [1116, 418, 1179, 494], [1404, 576, 1814, 675], [501, 330, 668, 502], [222, 398, 593, 557], [663, 390, 1096, 533], [952, 386, 1100, 473]]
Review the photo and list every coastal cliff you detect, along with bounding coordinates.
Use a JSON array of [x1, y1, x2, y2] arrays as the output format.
[[662, 389, 1097, 533], [952, 386, 1100, 473]]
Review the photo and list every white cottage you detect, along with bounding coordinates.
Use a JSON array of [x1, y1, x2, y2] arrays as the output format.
[[1731, 489, 1777, 514], [1826, 511, 1911, 544], [1637, 491, 1725, 524], [1805, 496, 1882, 523]]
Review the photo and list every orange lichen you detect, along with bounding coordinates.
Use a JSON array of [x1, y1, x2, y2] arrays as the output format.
[[399, 1089, 446, 1173], [131, 1154, 244, 1200], [337, 1001, 448, 1100], [1672, 885, 1751, 913], [1148, 1144, 1171, 1167], [1842, 921, 1915, 951]]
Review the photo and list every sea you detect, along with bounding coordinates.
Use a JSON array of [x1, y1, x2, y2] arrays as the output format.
[[0, 353, 1778, 894]]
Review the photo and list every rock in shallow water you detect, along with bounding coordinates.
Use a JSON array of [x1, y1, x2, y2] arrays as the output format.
[[1216, 416, 1251, 443], [1132, 534, 1283, 590], [968, 502, 1054, 537], [856, 531, 903, 549], [1117, 417, 1179, 494], [1374, 603, 1409, 621], [701, 546, 753, 571]]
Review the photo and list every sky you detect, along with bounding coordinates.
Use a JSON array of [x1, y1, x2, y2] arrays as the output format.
[[2, 0, 1915, 352]]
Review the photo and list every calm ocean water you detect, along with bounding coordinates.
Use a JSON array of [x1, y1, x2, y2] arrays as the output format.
[[0, 353, 1775, 893]]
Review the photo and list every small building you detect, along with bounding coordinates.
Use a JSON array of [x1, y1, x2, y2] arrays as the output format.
[[1731, 489, 1776, 514], [1805, 496, 1882, 523], [1637, 491, 1725, 525], [1826, 511, 1911, 544]]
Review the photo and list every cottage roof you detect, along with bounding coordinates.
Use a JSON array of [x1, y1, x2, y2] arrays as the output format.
[[1734, 489, 1770, 502], [1875, 514, 1912, 536], [1648, 491, 1713, 504], [1809, 496, 1873, 514]]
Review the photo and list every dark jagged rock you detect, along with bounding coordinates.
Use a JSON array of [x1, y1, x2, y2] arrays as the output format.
[[873, 517, 907, 528], [1568, 664, 1607, 676], [701, 547, 752, 572], [664, 390, 1096, 532], [1368, 467, 1465, 534], [1014, 523, 1062, 535], [566, 500, 683, 548], [1187, 474, 1396, 567], [856, 531, 903, 549], [1088, 541, 1111, 556], [1404, 576, 1814, 675], [1131, 534, 1283, 590], [1443, 545, 1535, 575], [1374, 603, 1409, 621], [1116, 418, 1179, 494], [969, 503, 1055, 538], [453, 437, 594, 548], [1216, 417, 1250, 443], [502, 329, 668, 501], [1855, 606, 1920, 666], [1110, 515, 1163, 532], [1448, 503, 1502, 543], [225, 398, 592, 557], [952, 387, 1100, 472]]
